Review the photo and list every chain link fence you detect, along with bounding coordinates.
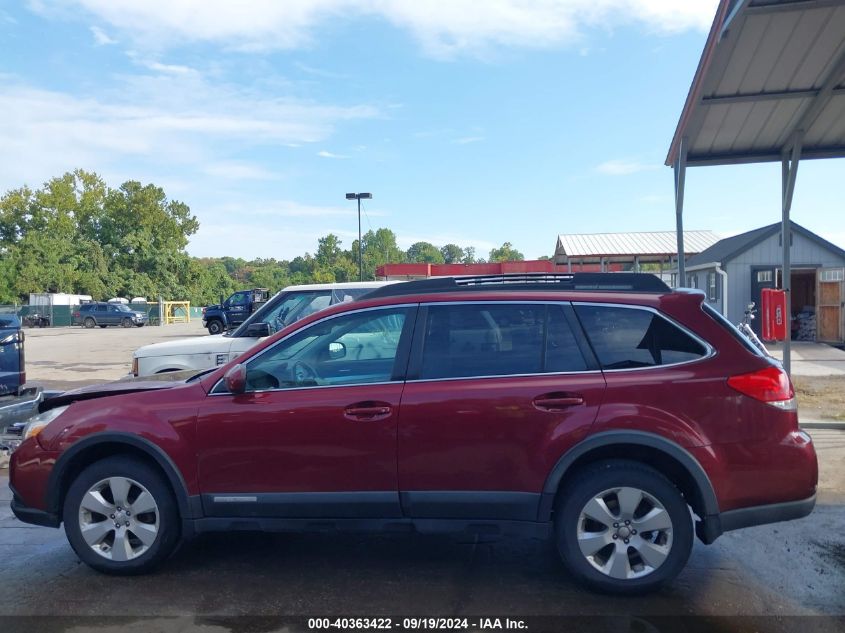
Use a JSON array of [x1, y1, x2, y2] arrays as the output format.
[[0, 302, 164, 327]]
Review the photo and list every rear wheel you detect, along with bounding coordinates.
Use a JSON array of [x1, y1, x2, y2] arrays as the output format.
[[207, 319, 224, 335], [555, 460, 693, 594], [83, 317, 95, 329], [63, 456, 180, 575]]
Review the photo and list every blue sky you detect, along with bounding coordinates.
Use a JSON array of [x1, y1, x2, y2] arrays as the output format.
[[2, 1, 843, 260]]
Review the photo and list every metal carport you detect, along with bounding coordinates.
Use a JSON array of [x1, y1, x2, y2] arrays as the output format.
[[667, 0, 845, 374]]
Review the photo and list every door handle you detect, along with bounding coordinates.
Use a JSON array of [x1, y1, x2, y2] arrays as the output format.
[[532, 393, 584, 411], [344, 401, 392, 421]]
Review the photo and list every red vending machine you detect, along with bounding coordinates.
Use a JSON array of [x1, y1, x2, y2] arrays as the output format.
[[761, 288, 788, 341]]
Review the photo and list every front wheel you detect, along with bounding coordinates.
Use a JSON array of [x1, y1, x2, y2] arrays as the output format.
[[555, 460, 693, 594], [122, 317, 133, 328], [207, 319, 224, 335], [63, 456, 180, 575]]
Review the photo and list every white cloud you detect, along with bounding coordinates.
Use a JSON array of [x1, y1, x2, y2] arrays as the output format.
[[596, 159, 659, 175], [0, 74, 378, 190], [202, 161, 277, 181], [89, 25, 116, 45], [317, 150, 349, 159], [36, 1, 718, 58]]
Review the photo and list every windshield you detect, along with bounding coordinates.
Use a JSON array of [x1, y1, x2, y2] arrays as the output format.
[[116, 304, 133, 312]]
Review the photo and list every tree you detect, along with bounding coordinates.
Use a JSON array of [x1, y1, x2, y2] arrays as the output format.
[[489, 242, 525, 263], [407, 241, 445, 264], [440, 243, 464, 264], [351, 228, 405, 280], [461, 246, 478, 264]]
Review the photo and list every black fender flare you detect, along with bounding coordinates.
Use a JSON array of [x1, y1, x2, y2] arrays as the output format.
[[538, 430, 720, 523], [45, 432, 200, 521]]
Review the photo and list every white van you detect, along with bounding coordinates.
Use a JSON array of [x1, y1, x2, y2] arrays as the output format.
[[131, 281, 394, 377]]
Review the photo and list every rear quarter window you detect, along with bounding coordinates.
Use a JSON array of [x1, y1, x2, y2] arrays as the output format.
[[574, 304, 708, 370]]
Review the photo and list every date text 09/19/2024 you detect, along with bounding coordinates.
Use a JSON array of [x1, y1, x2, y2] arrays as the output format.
[[307, 618, 528, 630]]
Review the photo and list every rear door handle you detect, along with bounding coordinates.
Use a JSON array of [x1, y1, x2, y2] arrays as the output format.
[[344, 401, 392, 421], [532, 393, 585, 411]]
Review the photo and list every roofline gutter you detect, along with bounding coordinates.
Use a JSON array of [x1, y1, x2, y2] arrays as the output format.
[[665, 0, 732, 167]]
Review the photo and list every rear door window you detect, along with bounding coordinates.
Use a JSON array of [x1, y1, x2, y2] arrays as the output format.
[[419, 303, 587, 379], [574, 304, 707, 369]]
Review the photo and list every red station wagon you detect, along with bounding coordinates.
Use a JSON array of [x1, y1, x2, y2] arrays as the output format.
[[9, 274, 817, 593]]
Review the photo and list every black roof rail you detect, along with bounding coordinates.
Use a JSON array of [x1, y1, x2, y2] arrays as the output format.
[[361, 273, 670, 299]]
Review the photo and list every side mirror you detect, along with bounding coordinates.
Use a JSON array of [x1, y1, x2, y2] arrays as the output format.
[[328, 341, 346, 360], [224, 363, 247, 394], [245, 322, 272, 338]]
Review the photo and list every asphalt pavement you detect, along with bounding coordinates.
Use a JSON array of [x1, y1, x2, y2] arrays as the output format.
[[0, 430, 842, 633]]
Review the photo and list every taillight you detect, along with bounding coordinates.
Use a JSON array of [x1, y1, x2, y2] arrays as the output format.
[[728, 365, 795, 408]]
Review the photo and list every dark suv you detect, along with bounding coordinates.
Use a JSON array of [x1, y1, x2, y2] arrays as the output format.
[[73, 303, 148, 328], [9, 274, 817, 593]]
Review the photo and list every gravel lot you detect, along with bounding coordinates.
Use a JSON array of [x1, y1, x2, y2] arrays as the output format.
[[22, 321, 208, 389]]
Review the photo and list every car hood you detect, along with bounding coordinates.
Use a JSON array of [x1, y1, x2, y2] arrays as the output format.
[[39, 370, 203, 412], [133, 333, 232, 358]]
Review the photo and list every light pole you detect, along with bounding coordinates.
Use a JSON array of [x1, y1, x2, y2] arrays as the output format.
[[346, 192, 372, 281]]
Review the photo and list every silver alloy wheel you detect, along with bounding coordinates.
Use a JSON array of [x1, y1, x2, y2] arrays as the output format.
[[78, 477, 160, 562], [576, 486, 673, 580]]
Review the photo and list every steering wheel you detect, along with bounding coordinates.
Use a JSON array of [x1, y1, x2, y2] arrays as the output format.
[[292, 361, 320, 386]]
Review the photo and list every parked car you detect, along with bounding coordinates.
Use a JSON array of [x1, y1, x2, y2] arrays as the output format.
[[202, 288, 271, 334], [0, 315, 51, 438], [0, 315, 25, 398], [73, 303, 148, 328], [9, 274, 817, 593], [131, 281, 394, 376], [22, 312, 50, 328]]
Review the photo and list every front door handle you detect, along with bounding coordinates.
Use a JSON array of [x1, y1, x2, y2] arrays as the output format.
[[344, 401, 392, 421], [532, 393, 585, 411]]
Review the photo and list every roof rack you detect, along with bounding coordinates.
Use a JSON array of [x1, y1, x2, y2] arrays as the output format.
[[361, 273, 670, 299]]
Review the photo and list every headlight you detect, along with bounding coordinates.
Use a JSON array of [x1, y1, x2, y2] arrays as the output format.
[[23, 405, 70, 440]]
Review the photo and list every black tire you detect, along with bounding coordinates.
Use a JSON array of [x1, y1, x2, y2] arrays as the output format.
[[122, 317, 133, 328], [207, 320, 224, 335], [62, 456, 180, 575], [99, 325, 108, 328], [84, 317, 96, 329], [555, 459, 693, 595]]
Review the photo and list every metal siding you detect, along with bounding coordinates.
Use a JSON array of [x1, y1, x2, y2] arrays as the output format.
[[726, 261, 749, 325], [554, 231, 720, 259], [711, 102, 756, 152], [725, 231, 845, 323], [805, 94, 845, 144], [668, 0, 845, 166]]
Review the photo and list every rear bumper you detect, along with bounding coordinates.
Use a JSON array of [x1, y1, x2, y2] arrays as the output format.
[[697, 493, 816, 544]]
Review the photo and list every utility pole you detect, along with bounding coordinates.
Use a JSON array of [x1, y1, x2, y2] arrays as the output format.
[[346, 192, 372, 281]]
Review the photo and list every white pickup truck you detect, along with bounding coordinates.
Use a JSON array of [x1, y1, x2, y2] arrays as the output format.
[[131, 281, 394, 377]]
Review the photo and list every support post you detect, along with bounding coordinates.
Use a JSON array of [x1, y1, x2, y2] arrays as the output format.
[[357, 197, 363, 281], [781, 132, 803, 376], [674, 137, 688, 287]]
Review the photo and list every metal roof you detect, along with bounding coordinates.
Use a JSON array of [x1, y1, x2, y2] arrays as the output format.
[[685, 220, 845, 266], [666, 0, 845, 167], [554, 230, 720, 263]]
